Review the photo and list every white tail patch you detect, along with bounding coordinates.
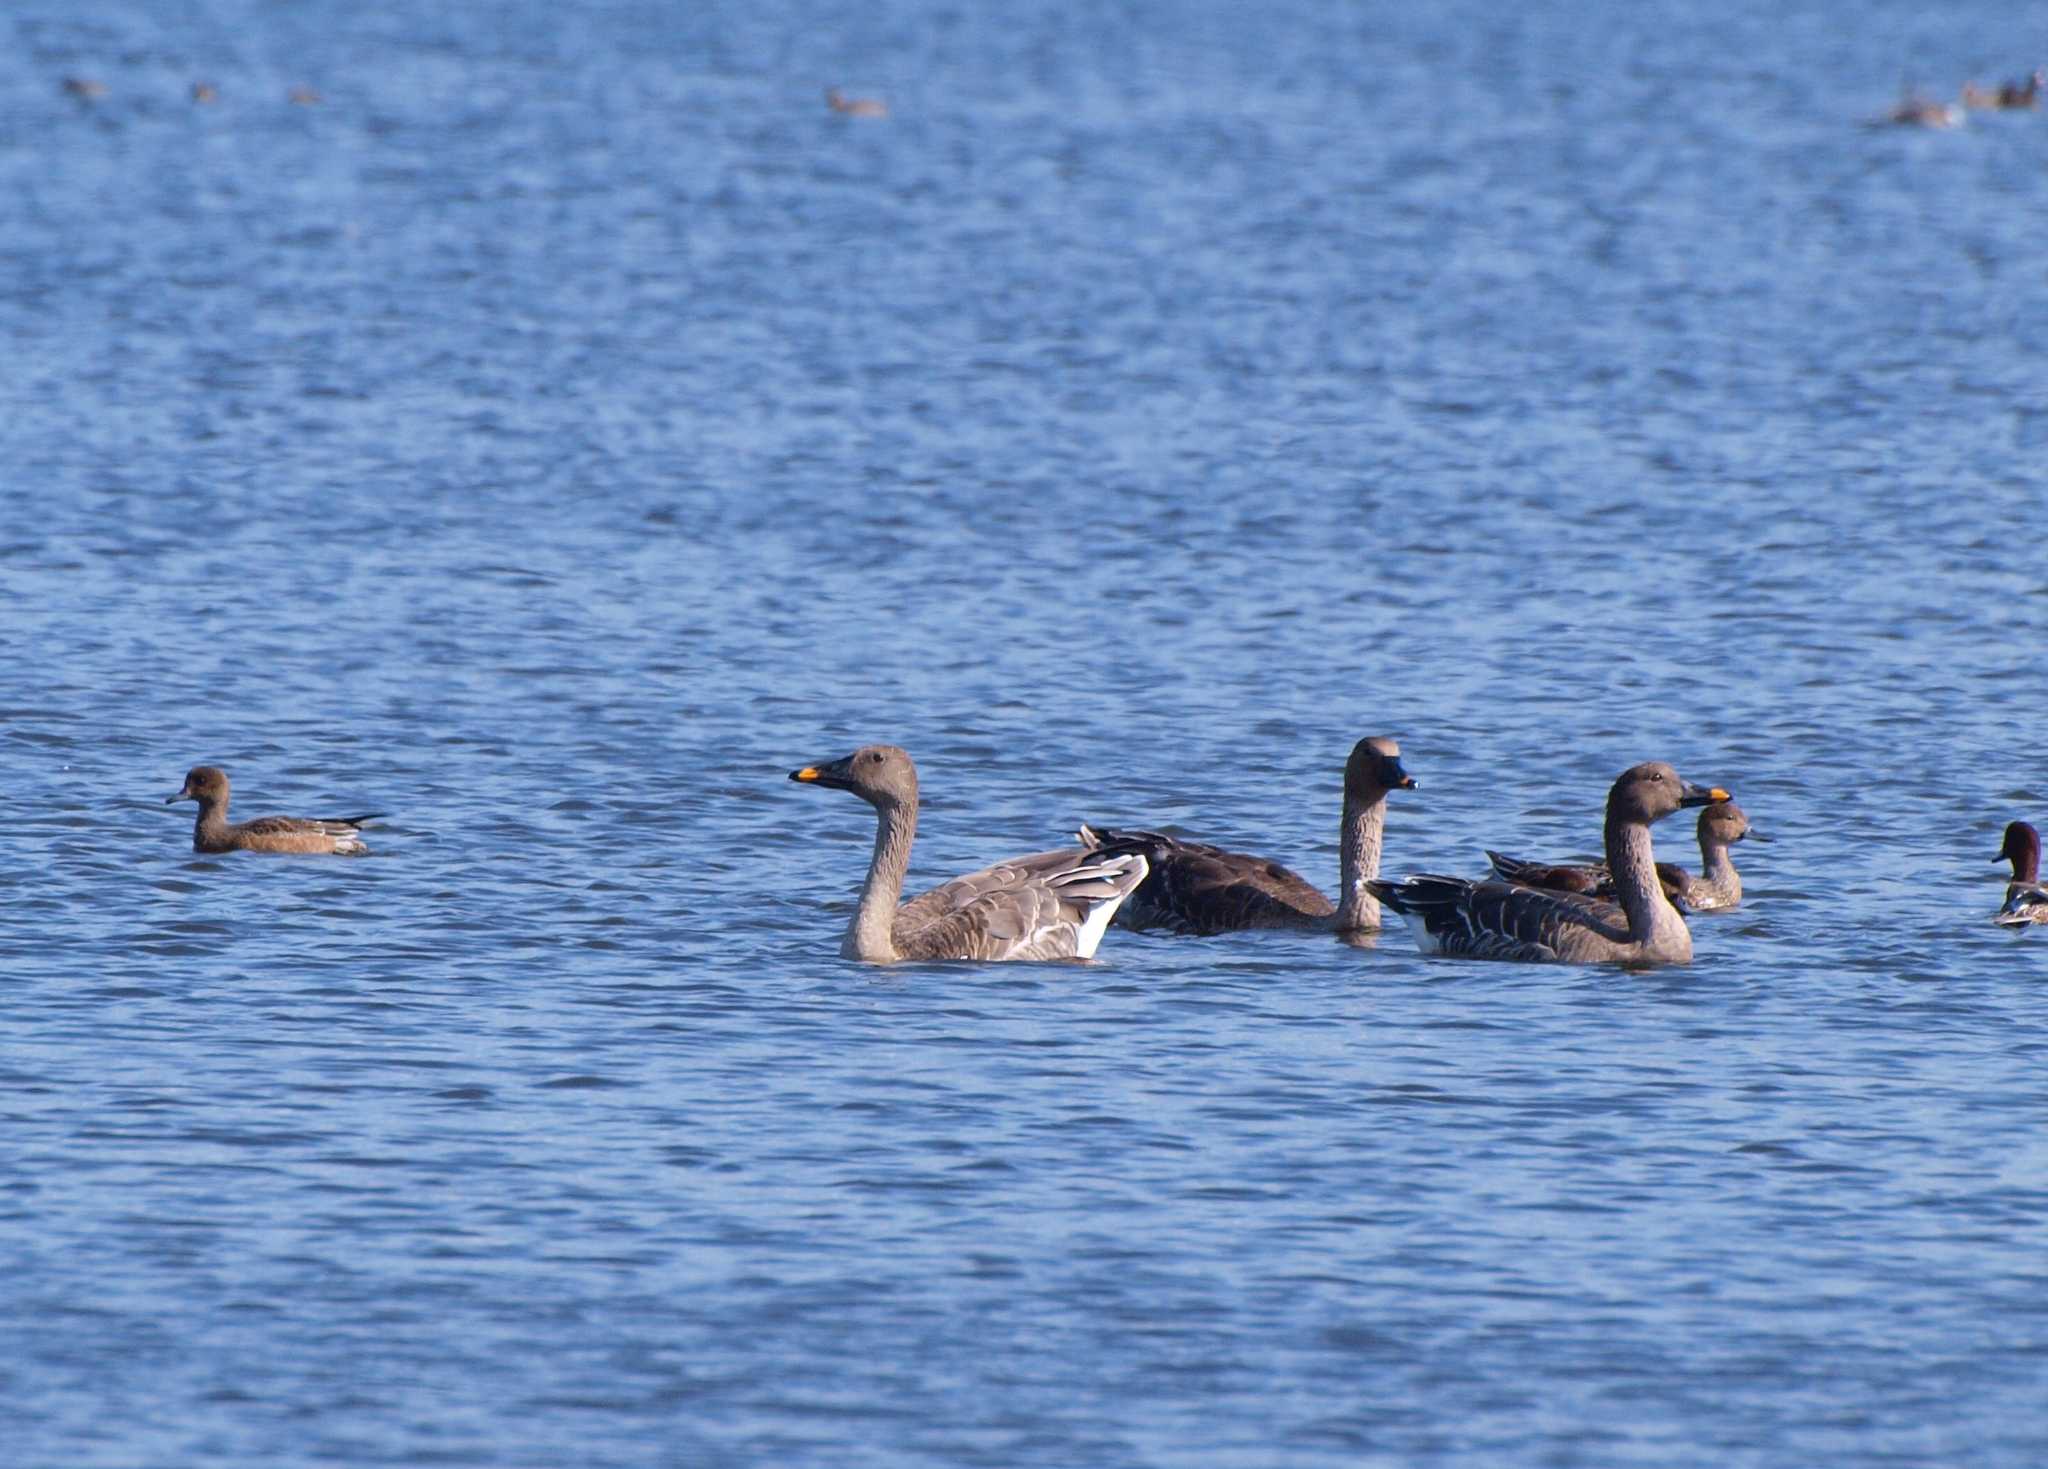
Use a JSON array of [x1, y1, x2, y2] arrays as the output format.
[[1401, 910, 1442, 955]]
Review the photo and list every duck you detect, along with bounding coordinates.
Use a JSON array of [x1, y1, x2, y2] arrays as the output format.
[[1879, 93, 1964, 129], [1077, 736, 1416, 935], [825, 87, 888, 118], [1963, 70, 2043, 109], [790, 744, 1146, 962], [1993, 820, 2048, 928], [1485, 800, 1763, 914], [1368, 762, 1728, 965], [167, 766, 384, 855]]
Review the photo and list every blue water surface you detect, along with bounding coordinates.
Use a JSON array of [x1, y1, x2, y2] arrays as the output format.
[[4, 1, 2046, 1465]]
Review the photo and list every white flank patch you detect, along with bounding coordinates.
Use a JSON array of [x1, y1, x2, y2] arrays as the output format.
[[1073, 894, 1124, 959], [1402, 910, 1442, 955]]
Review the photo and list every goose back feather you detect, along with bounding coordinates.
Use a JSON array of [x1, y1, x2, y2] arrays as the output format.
[[1371, 762, 1728, 966], [1078, 735, 1415, 936]]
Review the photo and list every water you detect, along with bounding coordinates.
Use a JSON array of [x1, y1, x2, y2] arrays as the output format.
[[4, 0, 2046, 1463]]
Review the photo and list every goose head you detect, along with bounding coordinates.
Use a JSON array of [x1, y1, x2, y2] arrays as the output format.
[[1700, 801, 1763, 846], [1344, 735, 1417, 801], [790, 744, 919, 812], [1609, 762, 1727, 825]]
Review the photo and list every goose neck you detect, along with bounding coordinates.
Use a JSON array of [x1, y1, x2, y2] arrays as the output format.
[[846, 800, 914, 962], [1606, 808, 1690, 955], [1335, 790, 1388, 931]]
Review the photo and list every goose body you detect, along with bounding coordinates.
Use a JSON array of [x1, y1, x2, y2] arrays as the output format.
[[1370, 762, 1728, 966], [1079, 736, 1415, 935], [1994, 821, 2048, 928], [1486, 801, 1762, 914], [167, 766, 383, 855], [790, 745, 1146, 963]]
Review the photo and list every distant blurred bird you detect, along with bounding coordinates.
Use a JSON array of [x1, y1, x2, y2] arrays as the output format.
[[1879, 92, 1963, 129], [191, 81, 219, 104], [1962, 69, 2043, 110], [825, 87, 888, 118], [61, 77, 108, 101], [288, 84, 322, 105]]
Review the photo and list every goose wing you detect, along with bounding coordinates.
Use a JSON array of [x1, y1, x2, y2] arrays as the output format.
[[897, 848, 1148, 961], [1484, 850, 1608, 895], [1367, 875, 1634, 962], [1078, 824, 1333, 934], [1485, 850, 1692, 903]]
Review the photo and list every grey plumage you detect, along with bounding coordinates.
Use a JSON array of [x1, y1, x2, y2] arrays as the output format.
[[1485, 801, 1762, 914], [1078, 735, 1416, 936], [790, 744, 1147, 963], [1371, 762, 1728, 966]]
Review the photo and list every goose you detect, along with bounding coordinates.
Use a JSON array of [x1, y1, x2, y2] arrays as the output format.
[[1485, 801, 1763, 914], [1993, 820, 2048, 928], [789, 744, 1146, 962], [1076, 736, 1415, 935], [167, 766, 384, 855], [1368, 762, 1728, 965]]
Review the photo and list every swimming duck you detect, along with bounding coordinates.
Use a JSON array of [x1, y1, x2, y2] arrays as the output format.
[[1368, 762, 1728, 965], [1880, 93, 1964, 128], [1993, 820, 2048, 928], [1963, 70, 2042, 109], [1486, 800, 1763, 914], [825, 88, 888, 118], [790, 745, 1146, 962], [167, 766, 384, 855], [1078, 736, 1416, 935]]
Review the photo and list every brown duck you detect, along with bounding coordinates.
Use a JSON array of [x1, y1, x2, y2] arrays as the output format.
[[167, 766, 383, 855]]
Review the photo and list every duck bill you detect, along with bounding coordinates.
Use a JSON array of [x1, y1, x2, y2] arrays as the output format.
[[165, 788, 193, 805], [1391, 759, 1418, 791], [1678, 780, 1730, 809]]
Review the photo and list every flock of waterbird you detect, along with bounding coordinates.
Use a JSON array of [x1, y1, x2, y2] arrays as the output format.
[[112, 40, 2046, 959], [58, 74, 879, 117], [65, 67, 2042, 132], [163, 747, 2048, 966], [1879, 65, 2044, 128]]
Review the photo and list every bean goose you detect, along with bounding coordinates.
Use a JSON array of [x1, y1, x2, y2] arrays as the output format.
[[1485, 801, 1763, 914], [1994, 820, 2048, 928], [1077, 736, 1416, 935], [1368, 762, 1729, 965], [167, 766, 384, 855], [789, 745, 1147, 962]]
